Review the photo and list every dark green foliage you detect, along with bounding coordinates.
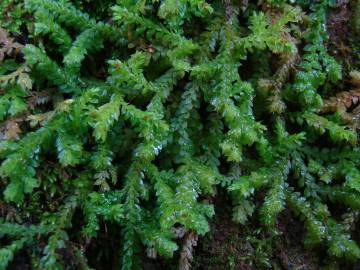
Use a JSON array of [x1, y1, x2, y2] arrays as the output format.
[[1, 0, 360, 269]]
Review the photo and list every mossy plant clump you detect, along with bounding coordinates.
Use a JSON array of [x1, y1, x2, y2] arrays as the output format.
[[1, 0, 360, 269]]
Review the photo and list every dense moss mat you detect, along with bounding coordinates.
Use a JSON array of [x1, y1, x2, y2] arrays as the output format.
[[1, 0, 360, 269]]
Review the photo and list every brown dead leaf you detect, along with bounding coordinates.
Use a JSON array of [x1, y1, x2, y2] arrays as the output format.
[[179, 231, 198, 270], [350, 71, 360, 87], [27, 89, 53, 109], [0, 27, 23, 61], [0, 119, 21, 140], [320, 89, 360, 114]]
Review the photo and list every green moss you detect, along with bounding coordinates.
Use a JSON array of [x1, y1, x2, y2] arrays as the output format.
[[0, 0, 360, 269]]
